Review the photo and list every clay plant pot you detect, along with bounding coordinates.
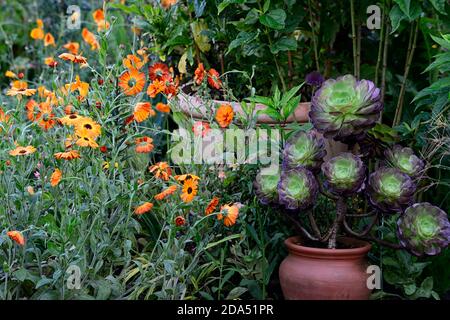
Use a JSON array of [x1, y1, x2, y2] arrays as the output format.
[[176, 93, 310, 126], [279, 236, 372, 300]]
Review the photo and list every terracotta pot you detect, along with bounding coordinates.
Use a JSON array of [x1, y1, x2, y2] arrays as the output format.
[[279, 236, 372, 300], [176, 93, 310, 126]]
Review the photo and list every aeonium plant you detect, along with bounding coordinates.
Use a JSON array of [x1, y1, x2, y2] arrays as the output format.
[[254, 74, 450, 255]]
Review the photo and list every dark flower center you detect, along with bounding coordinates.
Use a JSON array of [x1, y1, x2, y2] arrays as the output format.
[[187, 187, 193, 194], [84, 124, 93, 130]]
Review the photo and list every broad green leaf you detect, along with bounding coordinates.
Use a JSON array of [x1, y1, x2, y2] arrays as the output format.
[[227, 31, 259, 54], [389, 5, 406, 33], [218, 0, 245, 15], [191, 20, 211, 53], [259, 9, 286, 30], [270, 37, 297, 54], [263, 0, 271, 13], [247, 96, 274, 107], [178, 51, 188, 74], [257, 107, 282, 121], [280, 84, 302, 106], [430, 34, 450, 50], [393, 0, 421, 21], [281, 95, 301, 119], [429, 0, 447, 15]]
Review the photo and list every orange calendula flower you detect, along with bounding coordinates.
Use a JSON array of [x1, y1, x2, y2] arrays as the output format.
[[82, 28, 99, 50], [215, 104, 234, 128], [146, 79, 166, 98], [175, 215, 185, 226], [9, 145, 36, 156], [149, 162, 172, 181], [65, 75, 90, 98], [135, 136, 154, 153], [155, 102, 170, 113], [59, 113, 83, 126], [192, 121, 211, 137], [5, 70, 17, 78], [50, 168, 62, 187], [58, 52, 87, 64], [44, 57, 58, 68], [92, 9, 110, 32], [161, 74, 179, 98], [30, 19, 44, 40], [36, 19, 44, 29], [205, 197, 220, 215], [194, 63, 206, 85], [74, 117, 101, 139], [207, 68, 222, 89], [6, 81, 36, 98], [76, 134, 99, 148], [54, 150, 80, 160], [63, 42, 80, 55], [26, 99, 39, 122], [7, 231, 25, 246], [135, 202, 153, 215], [44, 33, 56, 46], [0, 107, 11, 131], [30, 27, 44, 40], [133, 102, 155, 122], [218, 204, 239, 227], [154, 185, 178, 201], [35, 102, 56, 130], [181, 178, 198, 203], [174, 174, 200, 183], [123, 54, 147, 70], [148, 62, 170, 81], [118, 68, 146, 96]]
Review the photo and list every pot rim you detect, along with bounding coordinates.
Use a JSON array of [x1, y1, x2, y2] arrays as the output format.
[[285, 236, 372, 260]]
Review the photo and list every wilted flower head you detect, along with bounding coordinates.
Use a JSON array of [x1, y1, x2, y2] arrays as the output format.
[[310, 74, 382, 141], [282, 130, 326, 172], [322, 152, 365, 195], [397, 203, 450, 256], [385, 145, 425, 178], [254, 168, 281, 205], [278, 167, 318, 210], [368, 167, 416, 212], [305, 71, 324, 87]]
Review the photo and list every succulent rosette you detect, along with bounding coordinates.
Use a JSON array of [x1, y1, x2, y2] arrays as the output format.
[[282, 130, 326, 171], [278, 167, 318, 210], [321, 153, 366, 195], [310, 74, 383, 141], [254, 168, 281, 205], [367, 167, 416, 212], [397, 203, 450, 256], [385, 145, 425, 178]]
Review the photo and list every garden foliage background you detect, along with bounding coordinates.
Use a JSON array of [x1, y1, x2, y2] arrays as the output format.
[[0, 0, 449, 299]]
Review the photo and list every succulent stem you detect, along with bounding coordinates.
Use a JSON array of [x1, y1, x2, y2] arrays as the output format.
[[328, 197, 346, 249]]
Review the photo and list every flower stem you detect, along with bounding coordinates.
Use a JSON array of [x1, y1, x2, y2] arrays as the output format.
[[350, 0, 357, 78], [393, 19, 419, 126]]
